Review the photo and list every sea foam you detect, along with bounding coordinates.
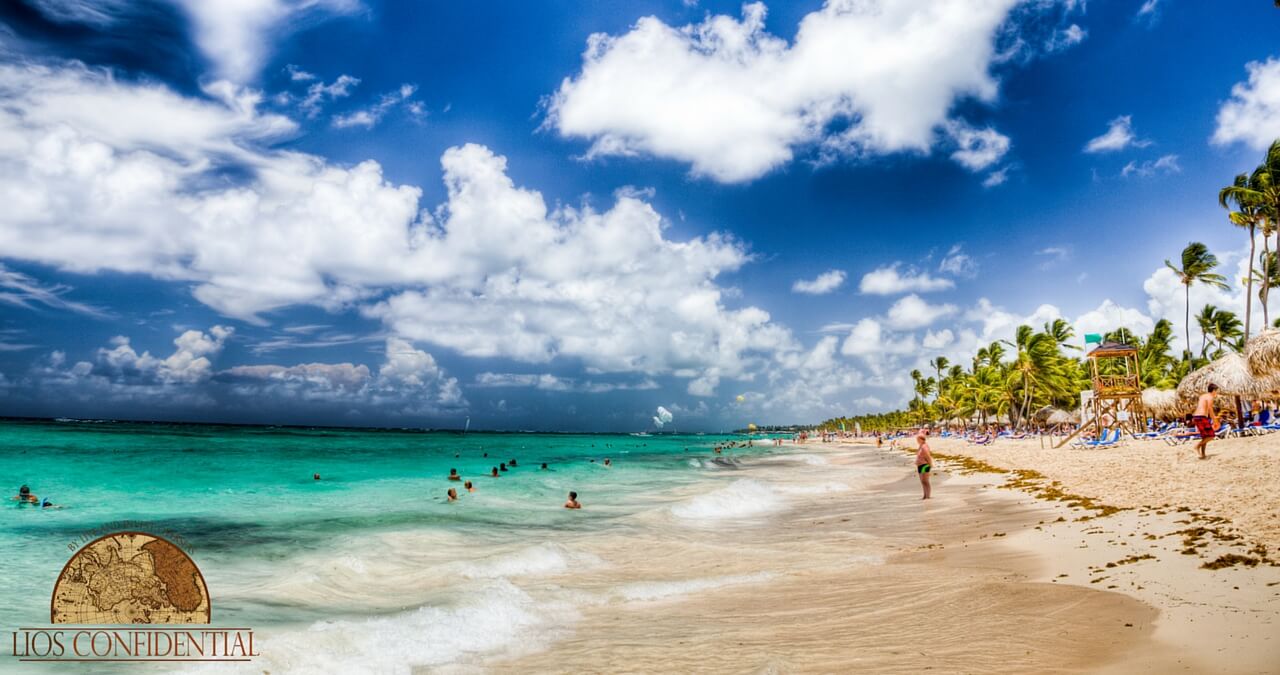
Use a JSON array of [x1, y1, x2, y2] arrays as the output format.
[[670, 479, 784, 521], [459, 542, 604, 579]]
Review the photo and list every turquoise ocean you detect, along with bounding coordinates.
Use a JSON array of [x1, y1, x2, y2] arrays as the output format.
[[0, 418, 801, 672]]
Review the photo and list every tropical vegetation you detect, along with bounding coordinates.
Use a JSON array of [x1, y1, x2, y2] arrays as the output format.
[[822, 140, 1280, 433]]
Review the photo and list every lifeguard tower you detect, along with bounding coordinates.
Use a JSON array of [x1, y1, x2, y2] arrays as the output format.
[[1057, 340, 1146, 447]]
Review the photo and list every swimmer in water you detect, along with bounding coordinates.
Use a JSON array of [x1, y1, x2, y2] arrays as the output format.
[[448, 468, 461, 481], [540, 463, 549, 470], [14, 485, 38, 504], [499, 463, 508, 472], [313, 473, 321, 481], [491, 467, 499, 477], [447, 488, 458, 502], [508, 459, 518, 467], [603, 458, 611, 467], [564, 491, 581, 509], [464, 480, 475, 493]]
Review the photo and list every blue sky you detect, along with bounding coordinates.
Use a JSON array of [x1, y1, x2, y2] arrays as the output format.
[[1, 0, 1278, 431]]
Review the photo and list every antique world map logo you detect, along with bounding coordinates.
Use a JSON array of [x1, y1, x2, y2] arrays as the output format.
[[10, 530, 256, 665], [51, 532, 210, 624]]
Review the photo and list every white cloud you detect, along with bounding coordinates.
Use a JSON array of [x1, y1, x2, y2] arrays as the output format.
[[0, 61, 813, 404], [473, 372, 657, 393], [922, 329, 954, 349], [299, 73, 360, 116], [938, 245, 979, 278], [332, 83, 420, 129], [982, 167, 1009, 188], [859, 264, 955, 295], [223, 337, 463, 409], [0, 264, 110, 318], [792, 269, 846, 295], [547, 0, 1026, 182], [945, 120, 1011, 171], [1035, 245, 1072, 269], [1073, 300, 1154, 347], [1121, 154, 1180, 178], [653, 405, 674, 427], [174, 0, 360, 82], [1045, 23, 1086, 52], [1083, 115, 1149, 153], [1213, 58, 1280, 150], [886, 294, 957, 329]]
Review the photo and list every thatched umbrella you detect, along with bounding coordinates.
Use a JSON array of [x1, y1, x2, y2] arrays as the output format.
[[1245, 329, 1280, 377], [1032, 406, 1062, 425], [1176, 353, 1280, 423], [1141, 387, 1184, 417], [1046, 409, 1075, 425]]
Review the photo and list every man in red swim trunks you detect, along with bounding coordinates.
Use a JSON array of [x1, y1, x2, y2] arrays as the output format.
[[1191, 383, 1219, 460]]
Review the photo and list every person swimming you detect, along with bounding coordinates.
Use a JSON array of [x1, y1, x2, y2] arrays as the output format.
[[14, 485, 38, 505], [464, 480, 475, 493], [448, 468, 462, 481], [499, 463, 508, 472], [313, 473, 321, 481], [447, 488, 458, 502], [540, 463, 549, 470], [508, 459, 518, 467], [491, 467, 499, 477], [603, 458, 611, 467], [564, 491, 581, 509]]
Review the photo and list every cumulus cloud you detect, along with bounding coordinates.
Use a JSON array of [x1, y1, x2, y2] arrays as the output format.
[[1213, 58, 1280, 150], [1084, 115, 1150, 153], [859, 264, 955, 295], [0, 59, 809, 404], [547, 0, 1027, 182], [223, 337, 463, 409], [886, 294, 958, 330], [792, 269, 846, 295]]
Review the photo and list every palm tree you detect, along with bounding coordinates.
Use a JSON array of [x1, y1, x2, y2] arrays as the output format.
[[1221, 172, 1264, 339], [1195, 304, 1220, 358], [1165, 242, 1229, 360], [1253, 250, 1280, 325], [1208, 310, 1243, 357], [930, 356, 949, 383]]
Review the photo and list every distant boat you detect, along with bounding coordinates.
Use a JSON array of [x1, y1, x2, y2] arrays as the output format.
[[630, 432, 651, 437]]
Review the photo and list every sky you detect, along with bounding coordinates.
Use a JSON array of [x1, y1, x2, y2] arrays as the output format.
[[1, 0, 1278, 431]]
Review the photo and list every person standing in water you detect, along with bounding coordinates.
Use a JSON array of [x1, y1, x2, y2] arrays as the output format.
[[915, 432, 933, 500], [1192, 383, 1219, 460], [564, 491, 581, 509], [464, 480, 475, 493], [447, 488, 458, 502], [448, 468, 461, 481]]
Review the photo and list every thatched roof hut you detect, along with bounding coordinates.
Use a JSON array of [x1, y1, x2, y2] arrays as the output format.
[[1245, 329, 1280, 377], [1176, 352, 1280, 403], [1046, 409, 1077, 425], [1141, 387, 1184, 417]]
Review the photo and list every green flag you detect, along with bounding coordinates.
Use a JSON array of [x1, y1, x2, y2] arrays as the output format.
[[1084, 333, 1102, 344]]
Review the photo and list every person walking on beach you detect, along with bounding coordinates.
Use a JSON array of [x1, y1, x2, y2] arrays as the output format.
[[915, 432, 933, 500], [1192, 383, 1219, 460]]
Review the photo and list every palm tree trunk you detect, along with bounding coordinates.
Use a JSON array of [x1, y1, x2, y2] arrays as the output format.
[[1245, 224, 1256, 340], [1184, 283, 1192, 361]]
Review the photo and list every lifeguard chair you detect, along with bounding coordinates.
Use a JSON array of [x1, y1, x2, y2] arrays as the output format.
[[1057, 340, 1146, 447]]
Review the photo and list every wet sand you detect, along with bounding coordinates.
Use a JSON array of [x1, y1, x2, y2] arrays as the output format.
[[463, 443, 1210, 674]]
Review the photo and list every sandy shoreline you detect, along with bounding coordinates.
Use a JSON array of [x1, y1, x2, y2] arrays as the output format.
[[465, 440, 1280, 674]]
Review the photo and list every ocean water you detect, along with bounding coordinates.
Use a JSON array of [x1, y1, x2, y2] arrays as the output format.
[[0, 419, 817, 672]]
